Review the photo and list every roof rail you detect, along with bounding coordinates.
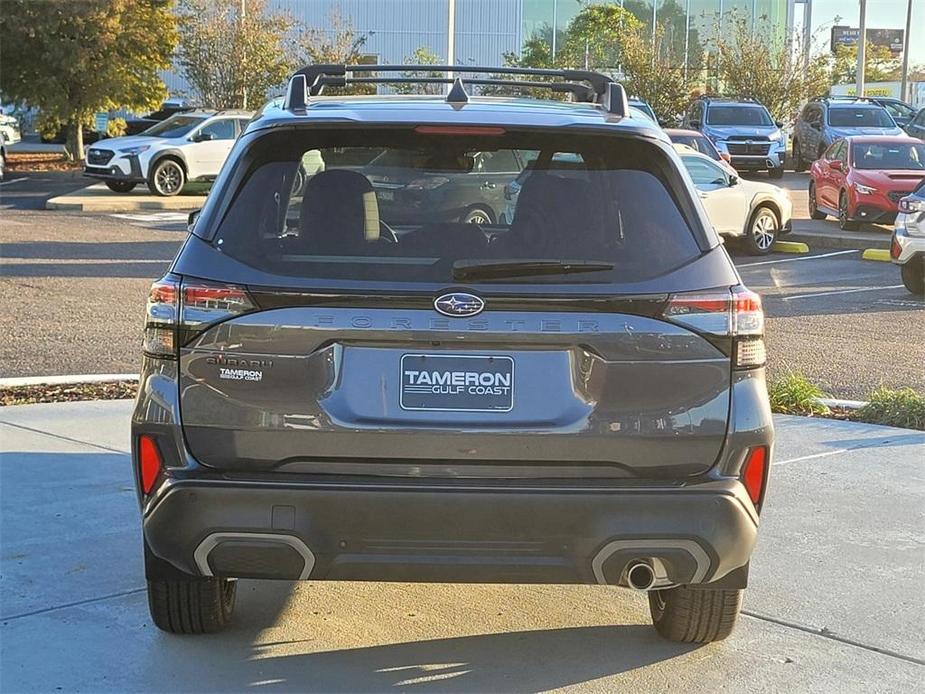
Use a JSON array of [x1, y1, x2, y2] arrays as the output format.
[[697, 94, 761, 104], [283, 64, 631, 117], [811, 94, 871, 103]]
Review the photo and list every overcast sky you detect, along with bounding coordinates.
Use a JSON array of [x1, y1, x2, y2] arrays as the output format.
[[804, 0, 924, 67]]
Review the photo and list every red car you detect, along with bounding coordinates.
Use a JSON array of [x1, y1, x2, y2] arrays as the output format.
[[808, 136, 925, 230]]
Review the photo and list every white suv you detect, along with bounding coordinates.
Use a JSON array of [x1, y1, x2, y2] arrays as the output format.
[[84, 110, 253, 196], [892, 180, 925, 295]]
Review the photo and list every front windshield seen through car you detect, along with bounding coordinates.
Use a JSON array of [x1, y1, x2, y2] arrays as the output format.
[[143, 114, 204, 138], [852, 142, 925, 170], [670, 134, 721, 160], [829, 107, 895, 128], [706, 105, 773, 126]]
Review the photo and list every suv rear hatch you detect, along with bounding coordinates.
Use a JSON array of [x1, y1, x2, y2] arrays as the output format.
[[155, 124, 760, 480]]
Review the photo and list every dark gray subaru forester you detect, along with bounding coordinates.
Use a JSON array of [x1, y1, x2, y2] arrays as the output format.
[[133, 65, 773, 643]]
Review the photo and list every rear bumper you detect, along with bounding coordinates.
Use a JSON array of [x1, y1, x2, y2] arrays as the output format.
[[891, 224, 925, 264], [144, 477, 759, 588]]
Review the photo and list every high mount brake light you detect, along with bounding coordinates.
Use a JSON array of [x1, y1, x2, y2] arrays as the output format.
[[143, 277, 255, 358], [662, 286, 766, 368], [414, 126, 506, 136]]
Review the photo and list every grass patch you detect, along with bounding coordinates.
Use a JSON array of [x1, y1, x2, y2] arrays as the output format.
[[768, 373, 830, 416], [854, 387, 925, 430], [1, 381, 137, 406]]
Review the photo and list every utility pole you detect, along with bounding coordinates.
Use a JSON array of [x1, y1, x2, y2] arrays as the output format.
[[447, 0, 456, 79], [856, 0, 866, 98], [240, 0, 247, 109], [552, 0, 558, 60], [900, 0, 913, 102], [683, 0, 691, 81]]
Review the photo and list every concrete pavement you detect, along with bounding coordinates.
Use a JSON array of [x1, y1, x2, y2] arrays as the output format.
[[1, 400, 922, 692]]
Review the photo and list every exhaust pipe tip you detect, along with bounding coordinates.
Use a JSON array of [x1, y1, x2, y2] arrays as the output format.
[[626, 560, 657, 591]]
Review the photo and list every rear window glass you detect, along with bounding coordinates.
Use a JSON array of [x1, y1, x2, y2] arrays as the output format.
[[212, 128, 702, 284], [829, 107, 894, 128]]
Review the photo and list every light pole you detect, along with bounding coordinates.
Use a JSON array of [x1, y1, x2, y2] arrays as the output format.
[[900, 0, 913, 103], [856, 0, 866, 98], [683, 0, 691, 81], [240, 0, 247, 109], [447, 0, 456, 78], [552, 0, 558, 60]]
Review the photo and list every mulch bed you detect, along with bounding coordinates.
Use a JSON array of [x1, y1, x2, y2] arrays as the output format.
[[1, 381, 138, 406], [5, 152, 83, 172]]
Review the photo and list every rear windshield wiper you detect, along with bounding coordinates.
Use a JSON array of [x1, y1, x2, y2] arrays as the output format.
[[452, 259, 615, 281]]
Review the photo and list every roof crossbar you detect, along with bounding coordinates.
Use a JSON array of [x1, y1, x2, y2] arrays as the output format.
[[285, 64, 629, 116]]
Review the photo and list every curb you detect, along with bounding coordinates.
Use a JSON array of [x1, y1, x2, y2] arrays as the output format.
[[861, 248, 892, 262], [814, 397, 867, 410], [0, 374, 138, 388], [771, 240, 808, 254], [46, 183, 205, 212], [786, 231, 891, 251]]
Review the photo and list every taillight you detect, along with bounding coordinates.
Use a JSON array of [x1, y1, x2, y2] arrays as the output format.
[[142, 276, 255, 358], [662, 286, 766, 368], [741, 446, 769, 508], [138, 434, 163, 494]]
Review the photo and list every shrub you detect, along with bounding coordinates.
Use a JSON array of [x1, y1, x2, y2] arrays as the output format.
[[853, 388, 925, 430], [768, 373, 830, 416]]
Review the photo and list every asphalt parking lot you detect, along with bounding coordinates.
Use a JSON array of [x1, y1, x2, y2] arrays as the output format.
[[1, 171, 923, 398], [1, 401, 922, 692]]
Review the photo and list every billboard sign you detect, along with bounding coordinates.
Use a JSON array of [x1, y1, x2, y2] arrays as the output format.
[[831, 26, 905, 55]]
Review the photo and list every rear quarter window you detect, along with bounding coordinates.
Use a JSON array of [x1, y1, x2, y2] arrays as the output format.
[[208, 127, 704, 285]]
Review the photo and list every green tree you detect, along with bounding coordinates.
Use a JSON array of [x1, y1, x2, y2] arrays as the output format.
[[621, 24, 695, 124], [713, 16, 831, 125], [296, 9, 373, 94], [559, 3, 642, 71], [0, 0, 177, 161], [176, 0, 295, 110], [394, 46, 444, 95], [830, 43, 902, 86]]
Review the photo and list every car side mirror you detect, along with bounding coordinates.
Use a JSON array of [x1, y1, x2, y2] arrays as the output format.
[[811, 121, 821, 130], [187, 209, 201, 231], [728, 174, 739, 187], [689, 120, 701, 129], [829, 160, 843, 171], [720, 151, 732, 162], [775, 120, 784, 128], [194, 132, 215, 142]]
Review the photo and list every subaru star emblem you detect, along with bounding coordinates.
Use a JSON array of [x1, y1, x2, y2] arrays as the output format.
[[434, 292, 485, 317]]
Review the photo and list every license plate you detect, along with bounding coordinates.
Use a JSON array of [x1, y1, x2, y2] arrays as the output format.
[[400, 354, 514, 412], [377, 190, 394, 201]]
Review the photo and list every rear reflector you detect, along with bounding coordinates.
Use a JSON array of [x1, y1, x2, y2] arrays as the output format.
[[138, 435, 163, 494], [741, 446, 768, 507], [736, 336, 766, 368]]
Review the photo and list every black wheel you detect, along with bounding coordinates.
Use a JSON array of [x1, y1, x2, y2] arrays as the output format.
[[808, 182, 826, 220], [148, 158, 185, 197], [768, 166, 784, 180], [461, 206, 494, 225], [648, 587, 743, 643], [742, 206, 779, 255], [900, 257, 924, 295], [147, 575, 236, 634], [792, 140, 805, 172], [105, 180, 136, 193], [838, 192, 860, 231]]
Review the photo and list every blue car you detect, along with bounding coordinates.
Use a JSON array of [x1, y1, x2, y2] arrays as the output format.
[[792, 97, 905, 172], [681, 96, 786, 179]]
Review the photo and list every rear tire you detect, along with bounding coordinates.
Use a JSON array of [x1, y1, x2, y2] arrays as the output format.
[[808, 182, 826, 220], [768, 166, 784, 180], [838, 192, 860, 231], [461, 205, 494, 225], [147, 575, 236, 634], [742, 206, 779, 255], [648, 587, 743, 643], [105, 180, 136, 193], [900, 257, 925, 295]]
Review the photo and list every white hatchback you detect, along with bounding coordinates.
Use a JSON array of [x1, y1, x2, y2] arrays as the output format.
[[679, 150, 793, 255]]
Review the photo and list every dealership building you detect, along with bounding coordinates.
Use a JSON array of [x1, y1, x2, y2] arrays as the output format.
[[163, 0, 799, 95]]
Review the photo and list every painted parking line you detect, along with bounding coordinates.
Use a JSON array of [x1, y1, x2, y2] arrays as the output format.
[[110, 212, 190, 223], [0, 177, 29, 186], [783, 284, 904, 301], [737, 249, 858, 268]]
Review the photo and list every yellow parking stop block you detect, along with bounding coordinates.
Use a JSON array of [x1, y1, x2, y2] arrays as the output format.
[[771, 240, 809, 254], [861, 248, 891, 262]]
